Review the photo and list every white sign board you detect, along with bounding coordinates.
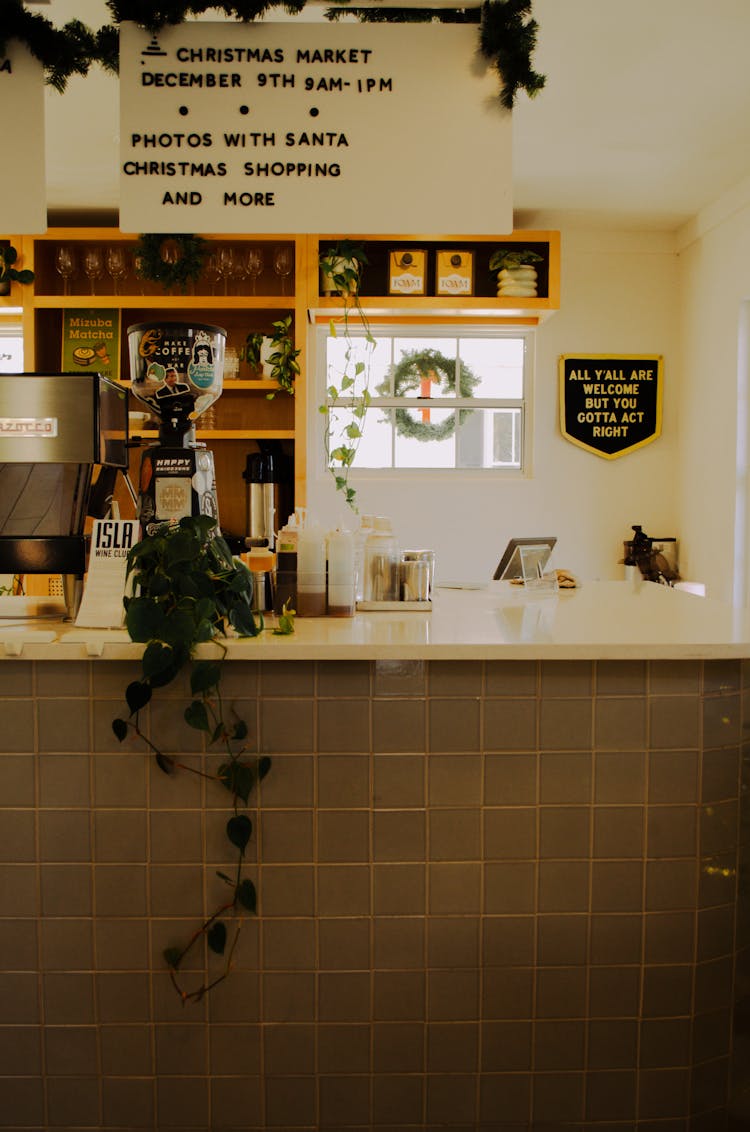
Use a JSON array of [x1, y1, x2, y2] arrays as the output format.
[[0, 46, 46, 233], [74, 519, 138, 629], [119, 21, 511, 235]]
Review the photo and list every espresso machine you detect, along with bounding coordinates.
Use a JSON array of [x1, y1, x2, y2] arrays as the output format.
[[126, 320, 226, 532], [0, 371, 129, 618], [623, 524, 680, 585]]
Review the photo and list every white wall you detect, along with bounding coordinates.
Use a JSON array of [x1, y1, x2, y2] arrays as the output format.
[[306, 226, 681, 585], [676, 182, 750, 602]]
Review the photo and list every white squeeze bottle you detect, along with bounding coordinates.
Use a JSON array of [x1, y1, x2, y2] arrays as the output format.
[[273, 512, 299, 615], [296, 521, 327, 616], [354, 514, 375, 603], [327, 528, 356, 617]]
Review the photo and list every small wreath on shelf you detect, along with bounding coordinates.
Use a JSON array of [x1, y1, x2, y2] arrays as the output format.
[[133, 233, 207, 294], [381, 348, 480, 442]]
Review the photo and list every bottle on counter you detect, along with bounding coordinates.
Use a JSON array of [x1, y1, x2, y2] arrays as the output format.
[[354, 514, 375, 603], [296, 521, 327, 616], [274, 512, 299, 615], [363, 516, 400, 602], [327, 528, 356, 617]]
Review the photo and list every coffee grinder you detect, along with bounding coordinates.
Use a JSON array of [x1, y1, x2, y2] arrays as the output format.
[[127, 321, 226, 533]]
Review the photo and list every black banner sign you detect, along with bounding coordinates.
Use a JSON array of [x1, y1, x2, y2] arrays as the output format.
[[559, 354, 663, 459]]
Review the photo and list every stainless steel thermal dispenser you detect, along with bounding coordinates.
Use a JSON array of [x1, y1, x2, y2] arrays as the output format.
[[0, 372, 129, 617]]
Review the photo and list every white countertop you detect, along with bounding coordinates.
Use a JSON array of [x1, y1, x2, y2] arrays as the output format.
[[2, 580, 750, 661]]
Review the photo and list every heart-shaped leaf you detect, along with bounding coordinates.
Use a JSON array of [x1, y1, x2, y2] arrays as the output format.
[[163, 946, 182, 969], [112, 718, 128, 742], [142, 641, 174, 680], [236, 878, 257, 913], [226, 814, 253, 854], [190, 660, 221, 695], [207, 921, 227, 955], [185, 700, 210, 731], [125, 680, 151, 714], [155, 752, 176, 776]]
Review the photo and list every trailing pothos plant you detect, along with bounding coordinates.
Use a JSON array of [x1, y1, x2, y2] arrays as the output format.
[[239, 314, 300, 399], [111, 514, 292, 1003], [318, 241, 376, 512]]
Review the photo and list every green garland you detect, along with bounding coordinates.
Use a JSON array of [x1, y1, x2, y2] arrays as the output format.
[[133, 233, 207, 293], [0, 0, 544, 110], [382, 348, 480, 442]]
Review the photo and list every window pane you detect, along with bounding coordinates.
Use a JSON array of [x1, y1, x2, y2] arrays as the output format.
[[327, 332, 384, 399], [491, 408, 522, 467], [395, 408, 456, 468], [328, 407, 394, 469], [454, 408, 523, 469], [458, 337, 524, 397], [390, 337, 457, 401]]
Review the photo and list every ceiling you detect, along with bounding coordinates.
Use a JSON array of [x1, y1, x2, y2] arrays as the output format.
[[35, 0, 750, 231]]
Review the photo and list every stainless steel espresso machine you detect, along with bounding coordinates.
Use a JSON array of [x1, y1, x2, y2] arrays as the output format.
[[126, 320, 226, 532], [0, 372, 129, 618]]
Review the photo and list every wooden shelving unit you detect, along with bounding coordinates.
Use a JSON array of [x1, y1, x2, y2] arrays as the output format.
[[19, 229, 306, 538], [8, 226, 560, 537]]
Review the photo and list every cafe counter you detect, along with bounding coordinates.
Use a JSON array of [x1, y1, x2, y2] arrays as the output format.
[[0, 579, 746, 1129], [2, 579, 750, 659]]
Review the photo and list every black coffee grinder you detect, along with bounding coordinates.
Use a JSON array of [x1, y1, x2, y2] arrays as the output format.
[[127, 321, 226, 534]]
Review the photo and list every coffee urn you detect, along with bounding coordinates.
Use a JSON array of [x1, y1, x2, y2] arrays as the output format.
[[242, 444, 291, 550]]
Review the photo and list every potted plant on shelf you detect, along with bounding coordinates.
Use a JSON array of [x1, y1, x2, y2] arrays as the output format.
[[0, 244, 34, 295], [488, 247, 544, 297], [319, 238, 368, 297], [239, 315, 300, 399]]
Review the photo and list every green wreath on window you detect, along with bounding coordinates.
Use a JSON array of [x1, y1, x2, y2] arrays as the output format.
[[380, 348, 480, 442]]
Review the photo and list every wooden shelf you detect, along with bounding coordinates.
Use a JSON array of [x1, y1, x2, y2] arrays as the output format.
[[130, 430, 294, 440], [32, 294, 296, 310], [13, 226, 560, 526]]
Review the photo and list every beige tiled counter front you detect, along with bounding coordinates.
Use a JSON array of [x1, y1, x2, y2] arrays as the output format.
[[0, 642, 747, 1130]]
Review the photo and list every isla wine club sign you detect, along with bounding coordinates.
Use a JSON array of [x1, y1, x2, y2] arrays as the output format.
[[559, 355, 663, 459], [118, 21, 512, 235]]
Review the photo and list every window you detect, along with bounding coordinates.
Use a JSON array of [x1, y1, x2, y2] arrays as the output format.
[[319, 326, 532, 473]]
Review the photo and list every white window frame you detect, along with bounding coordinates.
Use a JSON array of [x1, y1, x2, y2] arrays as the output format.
[[311, 321, 535, 485]]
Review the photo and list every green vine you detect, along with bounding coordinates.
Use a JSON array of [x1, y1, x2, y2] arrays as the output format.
[[0, 0, 544, 110], [133, 233, 207, 294], [319, 242, 375, 512], [379, 347, 480, 442], [111, 514, 273, 1003]]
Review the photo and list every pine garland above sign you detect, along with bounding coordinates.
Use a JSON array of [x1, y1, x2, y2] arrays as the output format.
[[0, 0, 544, 111]]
